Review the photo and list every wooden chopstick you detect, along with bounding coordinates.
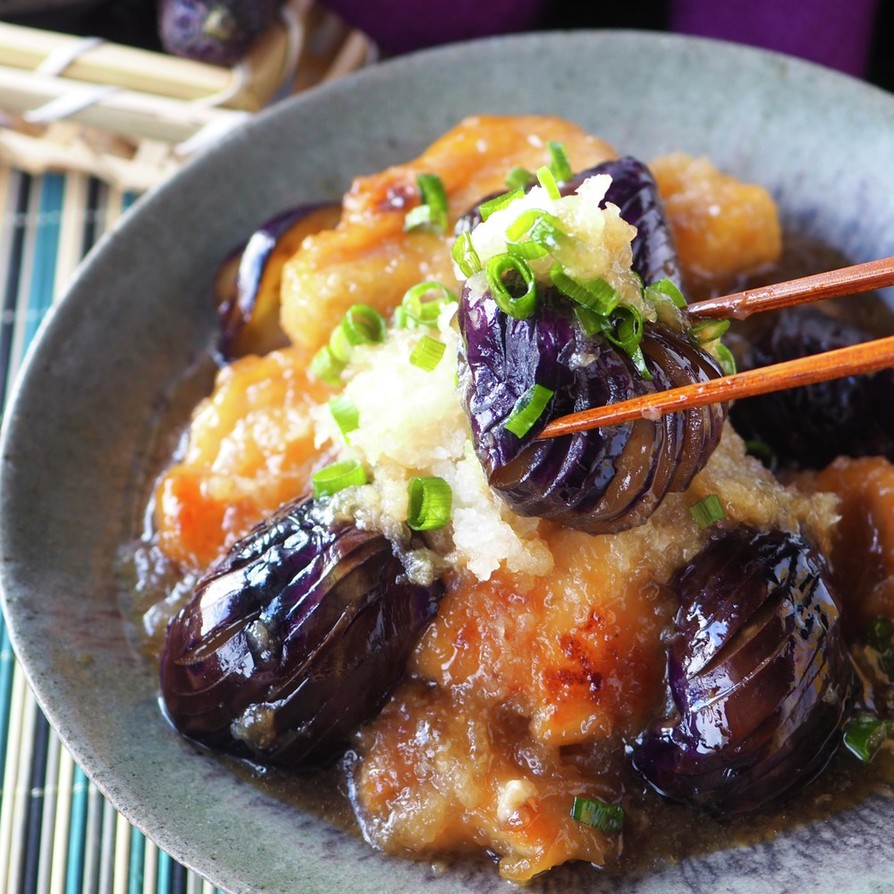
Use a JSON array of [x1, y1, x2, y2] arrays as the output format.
[[537, 256, 894, 439], [686, 255, 894, 320], [538, 334, 894, 438]]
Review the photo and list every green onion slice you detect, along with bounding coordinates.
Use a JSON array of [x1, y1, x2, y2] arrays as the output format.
[[843, 712, 892, 763], [690, 318, 731, 344], [505, 165, 535, 190], [310, 345, 346, 386], [312, 458, 368, 499], [536, 164, 561, 200], [570, 796, 623, 835], [547, 140, 573, 183], [410, 334, 446, 371], [604, 306, 652, 380], [328, 394, 359, 436], [713, 341, 737, 376], [504, 383, 554, 438], [478, 186, 525, 221], [406, 476, 453, 531], [404, 172, 448, 233], [451, 231, 482, 277], [328, 303, 387, 362], [401, 280, 456, 327], [688, 493, 726, 529], [646, 278, 687, 308], [486, 253, 538, 320], [551, 266, 620, 317]]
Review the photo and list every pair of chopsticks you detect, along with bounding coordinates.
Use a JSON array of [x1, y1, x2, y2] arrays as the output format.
[[538, 256, 894, 439]]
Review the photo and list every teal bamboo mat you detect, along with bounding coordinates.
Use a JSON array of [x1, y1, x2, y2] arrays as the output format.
[[0, 164, 224, 894]]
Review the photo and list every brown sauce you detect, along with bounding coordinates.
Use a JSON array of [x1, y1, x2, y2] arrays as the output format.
[[119, 205, 894, 882]]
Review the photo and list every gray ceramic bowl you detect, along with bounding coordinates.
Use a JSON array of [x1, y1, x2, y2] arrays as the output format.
[[2, 29, 894, 894]]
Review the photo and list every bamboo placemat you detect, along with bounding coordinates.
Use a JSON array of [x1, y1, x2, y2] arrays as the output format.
[[0, 166, 224, 894]]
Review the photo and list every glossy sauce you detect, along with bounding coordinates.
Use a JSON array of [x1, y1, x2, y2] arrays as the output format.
[[123, 117, 894, 883]]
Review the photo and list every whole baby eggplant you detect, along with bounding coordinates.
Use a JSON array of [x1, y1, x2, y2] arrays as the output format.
[[729, 306, 894, 469], [631, 527, 853, 817], [160, 497, 442, 769], [158, 0, 280, 65], [214, 202, 341, 359], [456, 156, 722, 534]]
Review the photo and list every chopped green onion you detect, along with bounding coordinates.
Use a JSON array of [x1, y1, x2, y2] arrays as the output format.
[[843, 712, 892, 763], [604, 306, 652, 380], [505, 209, 565, 247], [486, 253, 538, 320], [646, 278, 687, 308], [401, 280, 456, 327], [505, 165, 535, 190], [713, 341, 737, 376], [327, 303, 387, 363], [504, 383, 554, 438], [551, 266, 620, 316], [570, 796, 623, 835], [406, 476, 453, 531], [404, 172, 448, 233], [310, 345, 346, 386], [688, 493, 726, 529], [451, 231, 482, 276], [478, 186, 525, 221], [312, 459, 368, 499], [410, 334, 446, 371], [547, 141, 573, 183], [536, 164, 561, 200], [690, 319, 731, 345], [328, 394, 359, 436]]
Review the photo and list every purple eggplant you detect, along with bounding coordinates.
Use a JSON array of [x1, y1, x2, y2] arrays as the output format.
[[631, 528, 854, 817], [457, 295, 726, 535], [566, 156, 682, 289], [457, 156, 681, 291], [214, 202, 341, 359], [729, 306, 894, 469], [455, 156, 717, 533], [160, 497, 442, 769], [158, 0, 281, 65]]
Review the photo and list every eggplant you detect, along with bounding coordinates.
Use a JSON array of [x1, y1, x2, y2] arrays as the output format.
[[456, 157, 723, 534], [631, 527, 854, 817], [158, 0, 281, 65], [160, 496, 442, 769], [729, 306, 894, 469], [457, 156, 681, 290], [458, 288, 725, 533], [214, 202, 341, 359], [566, 157, 682, 289]]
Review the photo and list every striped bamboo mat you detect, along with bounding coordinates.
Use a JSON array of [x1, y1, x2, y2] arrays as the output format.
[[0, 165, 223, 894]]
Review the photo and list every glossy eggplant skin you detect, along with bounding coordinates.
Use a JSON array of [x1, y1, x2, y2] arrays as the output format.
[[729, 307, 894, 469], [215, 202, 341, 360], [565, 156, 682, 288], [160, 497, 442, 769], [631, 528, 853, 818], [457, 292, 726, 534]]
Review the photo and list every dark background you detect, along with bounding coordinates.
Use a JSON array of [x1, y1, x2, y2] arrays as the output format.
[[5, 0, 894, 94]]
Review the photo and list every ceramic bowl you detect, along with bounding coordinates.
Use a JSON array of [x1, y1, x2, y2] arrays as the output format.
[[2, 30, 894, 894]]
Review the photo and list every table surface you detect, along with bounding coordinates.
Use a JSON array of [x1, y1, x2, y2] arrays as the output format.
[[1, 9, 894, 893]]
